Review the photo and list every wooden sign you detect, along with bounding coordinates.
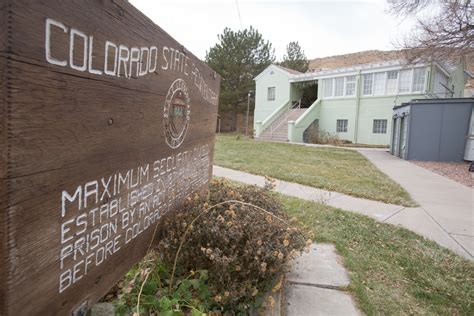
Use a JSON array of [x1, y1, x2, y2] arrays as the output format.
[[0, 0, 220, 314]]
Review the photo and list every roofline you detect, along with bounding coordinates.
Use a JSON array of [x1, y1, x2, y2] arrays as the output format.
[[393, 97, 474, 109], [254, 64, 296, 81], [255, 59, 454, 83], [289, 59, 453, 82]]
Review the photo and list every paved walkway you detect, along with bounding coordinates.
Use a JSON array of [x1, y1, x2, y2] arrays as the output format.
[[213, 165, 473, 260], [284, 243, 359, 315], [357, 150, 473, 260]]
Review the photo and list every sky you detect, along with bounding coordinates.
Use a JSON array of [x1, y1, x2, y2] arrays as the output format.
[[129, 0, 416, 61]]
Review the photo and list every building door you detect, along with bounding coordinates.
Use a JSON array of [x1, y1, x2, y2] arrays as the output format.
[[393, 117, 400, 157], [391, 118, 397, 155], [400, 116, 408, 159]]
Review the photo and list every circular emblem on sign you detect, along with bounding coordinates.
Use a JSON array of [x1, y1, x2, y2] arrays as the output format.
[[163, 78, 191, 148]]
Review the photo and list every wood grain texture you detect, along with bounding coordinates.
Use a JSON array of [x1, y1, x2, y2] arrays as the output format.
[[1, 1, 12, 315], [0, 0, 220, 314]]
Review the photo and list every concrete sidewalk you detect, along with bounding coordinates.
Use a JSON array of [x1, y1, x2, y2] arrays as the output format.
[[213, 165, 473, 259], [284, 244, 360, 315], [357, 150, 473, 259]]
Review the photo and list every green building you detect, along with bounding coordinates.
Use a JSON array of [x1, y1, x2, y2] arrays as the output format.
[[254, 52, 467, 145]]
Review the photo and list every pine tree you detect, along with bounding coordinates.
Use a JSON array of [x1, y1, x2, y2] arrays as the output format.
[[281, 41, 309, 73], [206, 27, 275, 113]]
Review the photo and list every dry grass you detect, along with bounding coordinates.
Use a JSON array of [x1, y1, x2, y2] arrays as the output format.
[[279, 193, 474, 315], [214, 134, 416, 206]]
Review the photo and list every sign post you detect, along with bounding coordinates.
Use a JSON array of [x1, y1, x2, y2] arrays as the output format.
[[0, 0, 220, 314]]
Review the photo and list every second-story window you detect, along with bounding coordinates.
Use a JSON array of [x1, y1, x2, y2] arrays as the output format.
[[386, 70, 398, 94], [323, 78, 333, 97], [373, 72, 386, 95], [334, 77, 344, 97], [363, 74, 373, 95], [398, 69, 412, 93], [267, 87, 275, 101], [345, 75, 356, 96], [412, 68, 426, 93]]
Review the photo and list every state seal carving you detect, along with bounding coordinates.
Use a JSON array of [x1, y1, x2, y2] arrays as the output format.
[[163, 78, 191, 148]]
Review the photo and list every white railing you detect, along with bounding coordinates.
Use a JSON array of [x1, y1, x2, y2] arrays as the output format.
[[257, 99, 289, 137], [288, 98, 321, 142], [270, 99, 302, 137]]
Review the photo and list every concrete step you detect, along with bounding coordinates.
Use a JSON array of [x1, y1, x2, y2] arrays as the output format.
[[259, 108, 307, 141]]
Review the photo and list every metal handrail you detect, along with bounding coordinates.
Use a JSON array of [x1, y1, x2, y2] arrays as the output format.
[[270, 99, 301, 137], [424, 90, 440, 99]]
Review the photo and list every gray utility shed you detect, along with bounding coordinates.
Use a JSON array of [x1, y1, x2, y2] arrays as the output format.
[[391, 98, 474, 162]]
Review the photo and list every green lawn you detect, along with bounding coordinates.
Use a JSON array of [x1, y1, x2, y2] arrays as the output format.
[[214, 134, 416, 206], [279, 193, 474, 315]]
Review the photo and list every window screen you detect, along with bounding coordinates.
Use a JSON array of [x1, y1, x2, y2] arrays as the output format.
[[373, 72, 386, 95], [345, 75, 356, 96], [398, 69, 411, 93], [337, 119, 348, 133], [412, 68, 426, 92], [323, 78, 333, 97], [267, 87, 275, 101], [373, 119, 387, 134], [334, 77, 344, 97], [363, 74, 373, 95], [386, 70, 398, 95]]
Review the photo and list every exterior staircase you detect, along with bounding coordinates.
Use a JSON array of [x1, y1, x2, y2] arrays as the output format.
[[259, 108, 306, 141]]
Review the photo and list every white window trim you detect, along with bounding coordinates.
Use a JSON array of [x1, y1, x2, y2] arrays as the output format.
[[336, 119, 348, 133], [411, 67, 428, 93], [359, 67, 428, 98], [267, 86, 275, 101], [396, 68, 413, 95], [334, 77, 345, 97], [362, 73, 374, 96], [323, 76, 357, 99], [373, 119, 388, 134], [345, 76, 357, 97], [373, 72, 386, 96], [385, 70, 399, 96]]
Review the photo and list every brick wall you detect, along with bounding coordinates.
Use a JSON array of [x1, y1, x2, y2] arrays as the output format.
[[217, 112, 254, 134]]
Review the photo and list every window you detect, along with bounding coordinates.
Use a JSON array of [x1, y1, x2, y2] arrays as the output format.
[[336, 119, 348, 133], [373, 72, 386, 95], [385, 70, 398, 95], [433, 69, 449, 97], [373, 119, 387, 134], [363, 74, 373, 95], [267, 87, 275, 101], [334, 77, 344, 97], [398, 69, 411, 93], [412, 68, 426, 92], [345, 75, 356, 96], [323, 78, 333, 98]]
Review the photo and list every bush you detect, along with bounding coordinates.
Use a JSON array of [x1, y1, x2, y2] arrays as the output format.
[[109, 180, 308, 315], [306, 127, 351, 145], [155, 179, 308, 313]]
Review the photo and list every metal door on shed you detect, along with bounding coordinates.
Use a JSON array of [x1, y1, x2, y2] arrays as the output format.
[[392, 117, 400, 157], [400, 116, 409, 159]]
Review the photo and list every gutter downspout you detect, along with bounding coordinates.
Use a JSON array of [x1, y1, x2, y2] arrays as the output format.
[[354, 70, 362, 144]]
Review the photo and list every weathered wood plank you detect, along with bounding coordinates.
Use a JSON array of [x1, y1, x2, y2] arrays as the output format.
[[1, 2, 12, 315], [0, 0, 220, 314]]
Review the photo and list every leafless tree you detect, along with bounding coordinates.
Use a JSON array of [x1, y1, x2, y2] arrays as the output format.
[[388, 0, 473, 62]]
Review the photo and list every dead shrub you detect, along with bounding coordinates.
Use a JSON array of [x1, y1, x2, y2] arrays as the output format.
[[307, 127, 351, 145], [156, 179, 308, 313]]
